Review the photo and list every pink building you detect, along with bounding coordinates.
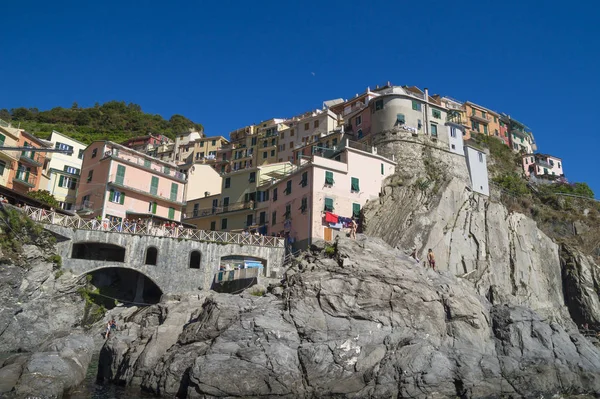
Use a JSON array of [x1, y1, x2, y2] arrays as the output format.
[[265, 140, 396, 249], [522, 153, 564, 179], [76, 141, 186, 224]]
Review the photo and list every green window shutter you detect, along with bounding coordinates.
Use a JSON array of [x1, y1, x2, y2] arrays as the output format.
[[116, 165, 126, 185], [351, 177, 360, 191], [58, 175, 64, 187], [170, 183, 178, 201], [0, 161, 5, 175], [483, 125, 488, 134], [109, 189, 115, 202], [164, 166, 170, 174], [144, 159, 151, 168], [0, 134, 5, 146], [325, 171, 334, 185], [352, 203, 361, 218], [324, 198, 334, 211], [152, 202, 157, 214], [150, 176, 159, 195], [396, 114, 406, 124], [168, 207, 175, 219], [120, 192, 125, 205], [381, 163, 384, 175], [412, 101, 419, 111]]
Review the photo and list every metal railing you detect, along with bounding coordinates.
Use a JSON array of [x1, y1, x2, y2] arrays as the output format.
[[214, 267, 260, 284], [23, 205, 284, 248], [186, 200, 254, 218], [20, 150, 45, 165], [14, 171, 38, 186]]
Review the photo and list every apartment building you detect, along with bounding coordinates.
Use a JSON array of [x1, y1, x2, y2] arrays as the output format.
[[7, 130, 51, 195], [226, 125, 257, 173], [277, 109, 339, 162], [0, 122, 22, 188], [42, 131, 87, 210], [188, 136, 228, 167], [255, 118, 286, 166], [522, 153, 564, 179], [173, 130, 203, 163], [463, 102, 507, 145], [502, 115, 537, 153], [75, 141, 186, 223], [122, 134, 172, 154]]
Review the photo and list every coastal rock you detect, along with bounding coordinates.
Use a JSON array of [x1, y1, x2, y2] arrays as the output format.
[[99, 237, 600, 398]]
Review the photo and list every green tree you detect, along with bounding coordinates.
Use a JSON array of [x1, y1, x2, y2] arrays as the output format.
[[0, 109, 11, 121], [28, 190, 60, 208], [11, 107, 32, 120]]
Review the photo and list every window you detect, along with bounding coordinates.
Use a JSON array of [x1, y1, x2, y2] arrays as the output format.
[[91, 148, 98, 158], [212, 198, 218, 208], [352, 203, 361, 218], [78, 149, 84, 159], [478, 152, 484, 163], [483, 125, 488, 135], [251, 137, 257, 145], [272, 211, 277, 225], [285, 180, 292, 195], [290, 129, 295, 137], [273, 188, 278, 201], [314, 120, 319, 128], [324, 197, 334, 212], [149, 202, 157, 214], [332, 138, 338, 146], [55, 142, 74, 153], [87, 170, 93, 182], [144, 159, 151, 168], [412, 101, 421, 111], [200, 141, 205, 147], [225, 177, 231, 188], [246, 214, 253, 226], [495, 129, 499, 136], [271, 149, 275, 156], [374, 99, 384, 111], [351, 177, 360, 192], [58, 175, 78, 190], [481, 111, 487, 119], [451, 144, 456, 150], [163, 166, 170, 174], [300, 197, 308, 213], [0, 160, 5, 176], [355, 115, 362, 126], [221, 218, 228, 230], [109, 189, 125, 204], [430, 124, 438, 137], [304, 122, 310, 130], [381, 163, 384, 175], [325, 171, 334, 185], [471, 108, 476, 116], [544, 167, 548, 174], [259, 211, 266, 225], [471, 121, 480, 132], [223, 197, 230, 206], [493, 116, 497, 123], [170, 183, 178, 201], [558, 162, 562, 169], [210, 221, 216, 231], [300, 171, 308, 187], [115, 165, 126, 185], [189, 251, 201, 269], [211, 140, 216, 146], [145, 247, 158, 265], [263, 151, 267, 158], [450, 127, 457, 138], [63, 165, 81, 175], [432, 109, 441, 119], [396, 114, 406, 125], [284, 204, 291, 219], [150, 176, 159, 195], [168, 207, 175, 219], [0, 134, 5, 146], [249, 172, 256, 183]]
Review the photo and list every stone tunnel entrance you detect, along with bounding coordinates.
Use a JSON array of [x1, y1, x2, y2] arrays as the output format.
[[85, 267, 163, 307], [72, 242, 126, 262], [212, 255, 267, 294]]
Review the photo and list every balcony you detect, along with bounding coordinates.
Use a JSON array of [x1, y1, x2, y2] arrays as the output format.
[[510, 129, 528, 140], [103, 150, 186, 182], [13, 170, 37, 187], [469, 113, 491, 124], [535, 158, 553, 169], [108, 174, 186, 206], [184, 200, 254, 219], [20, 150, 44, 167]]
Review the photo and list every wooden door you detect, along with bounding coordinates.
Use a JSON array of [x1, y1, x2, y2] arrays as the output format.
[[324, 227, 332, 242]]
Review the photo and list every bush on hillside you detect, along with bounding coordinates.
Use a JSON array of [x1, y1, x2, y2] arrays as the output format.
[[28, 189, 60, 208], [493, 173, 529, 196]]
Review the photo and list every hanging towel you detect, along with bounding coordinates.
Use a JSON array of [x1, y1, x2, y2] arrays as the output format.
[[325, 212, 338, 224], [328, 222, 343, 230]]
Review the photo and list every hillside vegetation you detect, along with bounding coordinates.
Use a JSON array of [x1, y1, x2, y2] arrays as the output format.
[[0, 102, 203, 144]]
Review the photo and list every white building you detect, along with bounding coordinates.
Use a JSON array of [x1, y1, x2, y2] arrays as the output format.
[[44, 131, 87, 210], [464, 142, 489, 196], [446, 122, 465, 156]]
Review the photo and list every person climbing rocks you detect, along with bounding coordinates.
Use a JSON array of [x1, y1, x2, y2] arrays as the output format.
[[427, 248, 436, 271], [410, 248, 420, 263]]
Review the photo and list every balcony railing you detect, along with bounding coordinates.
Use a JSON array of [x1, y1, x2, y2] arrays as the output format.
[[14, 170, 37, 187], [108, 174, 185, 205], [185, 200, 254, 218], [20, 150, 44, 166], [535, 159, 553, 169], [104, 150, 186, 181], [469, 113, 491, 123]]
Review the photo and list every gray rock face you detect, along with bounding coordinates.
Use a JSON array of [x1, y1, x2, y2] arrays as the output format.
[[99, 237, 600, 398], [0, 333, 94, 398]]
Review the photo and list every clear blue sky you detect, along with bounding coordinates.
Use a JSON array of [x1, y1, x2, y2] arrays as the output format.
[[1, 0, 599, 196]]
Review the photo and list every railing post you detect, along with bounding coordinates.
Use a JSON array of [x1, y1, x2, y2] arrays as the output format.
[[78, 218, 82, 229], [51, 211, 55, 224]]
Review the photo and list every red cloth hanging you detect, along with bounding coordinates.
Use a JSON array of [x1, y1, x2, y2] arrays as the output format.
[[325, 211, 338, 224]]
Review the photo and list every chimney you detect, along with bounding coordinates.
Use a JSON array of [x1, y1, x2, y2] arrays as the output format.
[[424, 88, 429, 101]]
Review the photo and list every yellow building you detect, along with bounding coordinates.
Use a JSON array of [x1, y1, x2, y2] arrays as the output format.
[[254, 118, 288, 166], [463, 102, 504, 144], [0, 121, 22, 188]]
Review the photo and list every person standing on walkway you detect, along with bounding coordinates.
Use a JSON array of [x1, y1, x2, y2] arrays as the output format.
[[427, 249, 436, 271], [350, 218, 357, 239]]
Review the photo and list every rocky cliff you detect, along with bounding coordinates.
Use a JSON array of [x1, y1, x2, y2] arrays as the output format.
[[99, 237, 600, 398]]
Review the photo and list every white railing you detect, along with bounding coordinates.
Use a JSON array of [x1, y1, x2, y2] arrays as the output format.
[[22, 205, 284, 248]]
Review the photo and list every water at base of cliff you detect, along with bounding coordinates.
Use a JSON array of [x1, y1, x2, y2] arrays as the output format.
[[65, 352, 152, 399]]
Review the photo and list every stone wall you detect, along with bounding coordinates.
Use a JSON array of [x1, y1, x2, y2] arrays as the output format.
[[45, 225, 285, 294]]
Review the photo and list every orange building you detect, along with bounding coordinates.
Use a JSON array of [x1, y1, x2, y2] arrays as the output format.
[[7, 130, 50, 195], [463, 102, 507, 145]]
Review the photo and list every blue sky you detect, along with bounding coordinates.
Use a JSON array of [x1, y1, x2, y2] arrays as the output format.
[[1, 0, 599, 196]]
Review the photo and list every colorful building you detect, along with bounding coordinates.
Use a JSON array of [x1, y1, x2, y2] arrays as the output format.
[[7, 130, 51, 195], [43, 131, 87, 211], [75, 141, 186, 224], [0, 121, 23, 189], [122, 134, 172, 154], [502, 115, 537, 153], [522, 153, 563, 179], [463, 102, 506, 144]]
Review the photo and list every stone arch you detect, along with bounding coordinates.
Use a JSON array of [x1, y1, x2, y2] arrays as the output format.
[[71, 242, 126, 262], [189, 250, 201, 269], [145, 246, 158, 265], [220, 255, 267, 273], [79, 266, 164, 305]]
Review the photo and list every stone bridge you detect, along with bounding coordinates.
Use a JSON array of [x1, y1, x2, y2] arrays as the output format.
[[24, 206, 286, 295]]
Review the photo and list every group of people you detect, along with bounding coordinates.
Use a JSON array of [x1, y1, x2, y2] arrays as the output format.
[[102, 318, 117, 339], [410, 248, 436, 271]]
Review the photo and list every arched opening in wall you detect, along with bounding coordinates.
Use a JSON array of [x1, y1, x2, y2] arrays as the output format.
[[213, 256, 267, 293], [71, 242, 126, 262], [84, 267, 163, 309], [145, 247, 158, 265], [189, 251, 201, 269]]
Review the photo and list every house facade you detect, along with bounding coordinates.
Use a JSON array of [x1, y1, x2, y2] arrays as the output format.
[[522, 153, 563, 178], [503, 115, 537, 153], [0, 122, 22, 188], [44, 131, 87, 210], [75, 141, 186, 223], [463, 102, 506, 144], [7, 130, 50, 195], [463, 141, 490, 196]]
